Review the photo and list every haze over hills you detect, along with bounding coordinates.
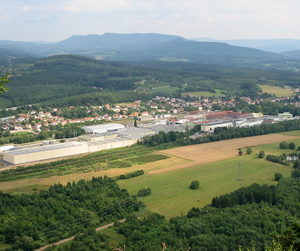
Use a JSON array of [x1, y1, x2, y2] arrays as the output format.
[[191, 37, 300, 54], [0, 33, 299, 69]]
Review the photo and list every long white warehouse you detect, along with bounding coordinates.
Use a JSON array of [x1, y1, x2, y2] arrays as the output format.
[[81, 123, 125, 134], [3, 142, 89, 165]]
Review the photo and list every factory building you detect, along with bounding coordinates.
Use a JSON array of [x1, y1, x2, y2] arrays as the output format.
[[81, 123, 125, 134], [3, 142, 89, 165], [201, 121, 233, 132]]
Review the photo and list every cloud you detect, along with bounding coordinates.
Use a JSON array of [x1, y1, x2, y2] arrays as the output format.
[[62, 0, 132, 13], [1, 0, 300, 41]]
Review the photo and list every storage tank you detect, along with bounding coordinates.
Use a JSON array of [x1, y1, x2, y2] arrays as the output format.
[[49, 140, 56, 145], [42, 141, 50, 145]]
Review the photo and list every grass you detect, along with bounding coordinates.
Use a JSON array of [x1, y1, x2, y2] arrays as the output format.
[[118, 154, 292, 219], [101, 227, 126, 248], [258, 85, 295, 97], [149, 86, 180, 95], [248, 137, 300, 156], [182, 89, 224, 97], [0, 243, 11, 249]]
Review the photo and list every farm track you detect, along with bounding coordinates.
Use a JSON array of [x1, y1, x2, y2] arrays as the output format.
[[35, 219, 126, 251], [150, 134, 300, 174]]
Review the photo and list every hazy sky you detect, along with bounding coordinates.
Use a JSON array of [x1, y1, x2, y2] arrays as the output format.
[[1, 0, 300, 42]]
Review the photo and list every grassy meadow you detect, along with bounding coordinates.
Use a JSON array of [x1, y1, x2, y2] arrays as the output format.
[[118, 154, 292, 218], [258, 85, 295, 97], [182, 89, 223, 97], [149, 86, 180, 94]]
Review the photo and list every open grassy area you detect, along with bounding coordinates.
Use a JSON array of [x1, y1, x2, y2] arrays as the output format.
[[149, 86, 180, 95], [258, 85, 295, 97], [118, 154, 292, 219], [249, 138, 300, 156], [182, 89, 223, 97]]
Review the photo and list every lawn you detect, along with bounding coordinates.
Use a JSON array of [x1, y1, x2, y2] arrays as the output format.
[[149, 86, 180, 95], [182, 89, 223, 97], [258, 85, 295, 97], [118, 154, 292, 219]]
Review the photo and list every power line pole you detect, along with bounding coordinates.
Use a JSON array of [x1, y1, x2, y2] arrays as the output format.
[[238, 160, 242, 181]]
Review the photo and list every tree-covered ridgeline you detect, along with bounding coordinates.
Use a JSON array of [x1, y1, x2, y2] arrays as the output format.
[[50, 178, 300, 251], [1, 54, 300, 108], [0, 176, 139, 250]]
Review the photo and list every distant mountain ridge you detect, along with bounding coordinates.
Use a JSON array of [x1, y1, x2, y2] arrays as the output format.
[[56, 33, 183, 50], [191, 37, 300, 53], [0, 33, 298, 69]]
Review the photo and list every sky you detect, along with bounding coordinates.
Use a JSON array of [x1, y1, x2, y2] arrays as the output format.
[[1, 0, 300, 42]]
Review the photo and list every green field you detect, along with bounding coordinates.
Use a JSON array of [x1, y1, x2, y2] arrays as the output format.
[[149, 86, 180, 94], [182, 89, 223, 97], [248, 137, 300, 156], [259, 85, 295, 97], [118, 153, 292, 219]]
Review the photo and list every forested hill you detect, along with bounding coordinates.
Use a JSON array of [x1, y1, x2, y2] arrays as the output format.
[[2, 54, 300, 108], [0, 33, 297, 69], [112, 38, 284, 67], [0, 55, 151, 107], [55, 33, 183, 50]]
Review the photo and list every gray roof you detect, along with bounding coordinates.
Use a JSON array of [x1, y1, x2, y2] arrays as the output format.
[[6, 142, 86, 156], [81, 123, 125, 131]]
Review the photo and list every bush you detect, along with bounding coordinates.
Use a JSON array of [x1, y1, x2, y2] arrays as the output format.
[[238, 149, 243, 156], [297, 146, 300, 151], [289, 142, 296, 150], [293, 159, 300, 169], [137, 187, 151, 197], [279, 141, 289, 149], [291, 169, 300, 178], [189, 180, 200, 190], [258, 150, 265, 158], [246, 147, 253, 154], [274, 173, 283, 181]]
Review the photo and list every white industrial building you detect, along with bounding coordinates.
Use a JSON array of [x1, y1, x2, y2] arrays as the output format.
[[81, 123, 125, 134], [3, 142, 89, 165], [201, 121, 233, 132]]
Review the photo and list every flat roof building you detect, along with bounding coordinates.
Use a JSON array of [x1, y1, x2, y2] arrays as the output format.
[[3, 142, 88, 165], [81, 123, 125, 134]]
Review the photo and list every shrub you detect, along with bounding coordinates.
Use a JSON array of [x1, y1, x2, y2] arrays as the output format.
[[246, 147, 252, 154], [137, 187, 151, 197], [189, 180, 200, 190], [238, 149, 243, 156], [274, 173, 283, 181], [279, 141, 289, 149], [293, 159, 300, 169], [289, 142, 296, 150], [291, 169, 300, 178], [258, 150, 265, 159]]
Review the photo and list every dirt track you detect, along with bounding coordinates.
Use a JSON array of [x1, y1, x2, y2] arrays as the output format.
[[149, 134, 299, 174], [35, 219, 126, 251]]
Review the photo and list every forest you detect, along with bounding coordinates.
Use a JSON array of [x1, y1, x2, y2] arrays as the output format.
[[1, 54, 300, 108], [0, 176, 139, 250], [44, 177, 300, 251]]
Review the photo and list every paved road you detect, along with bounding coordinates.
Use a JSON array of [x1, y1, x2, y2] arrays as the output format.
[[35, 219, 126, 251]]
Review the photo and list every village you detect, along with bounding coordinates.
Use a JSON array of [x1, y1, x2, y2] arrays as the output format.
[[1, 93, 299, 134]]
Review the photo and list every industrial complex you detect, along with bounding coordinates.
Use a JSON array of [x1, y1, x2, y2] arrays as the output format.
[[2, 111, 298, 165], [2, 123, 185, 165]]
